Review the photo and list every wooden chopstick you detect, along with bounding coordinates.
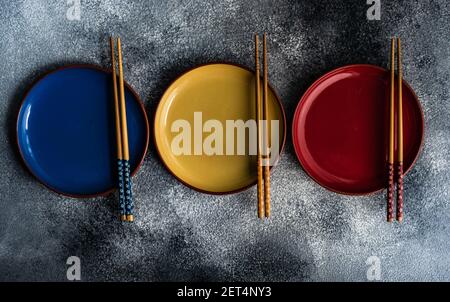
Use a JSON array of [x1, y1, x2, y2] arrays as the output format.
[[110, 37, 127, 222], [255, 34, 264, 219], [387, 37, 405, 223], [117, 37, 134, 222], [387, 37, 395, 223], [262, 33, 271, 218], [396, 37, 404, 223], [255, 33, 271, 219]]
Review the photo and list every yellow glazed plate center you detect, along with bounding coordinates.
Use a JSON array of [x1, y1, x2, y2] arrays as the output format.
[[154, 64, 285, 193]]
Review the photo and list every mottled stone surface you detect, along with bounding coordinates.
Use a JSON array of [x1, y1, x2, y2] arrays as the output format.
[[0, 0, 449, 281]]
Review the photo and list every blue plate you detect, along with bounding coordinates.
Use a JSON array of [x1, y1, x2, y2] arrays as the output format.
[[16, 65, 149, 197]]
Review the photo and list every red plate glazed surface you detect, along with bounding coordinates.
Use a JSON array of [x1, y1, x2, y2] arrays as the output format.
[[292, 65, 424, 195]]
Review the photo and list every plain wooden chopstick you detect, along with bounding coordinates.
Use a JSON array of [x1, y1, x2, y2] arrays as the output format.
[[255, 33, 271, 219], [262, 33, 271, 218], [387, 37, 395, 222], [255, 34, 264, 219], [110, 37, 127, 222], [396, 37, 404, 223], [117, 37, 134, 222]]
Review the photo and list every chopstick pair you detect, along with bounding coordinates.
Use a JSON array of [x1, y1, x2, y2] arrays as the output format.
[[110, 37, 134, 222], [387, 37, 403, 223], [254, 33, 271, 219]]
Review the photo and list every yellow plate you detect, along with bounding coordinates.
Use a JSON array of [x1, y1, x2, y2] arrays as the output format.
[[154, 63, 286, 194]]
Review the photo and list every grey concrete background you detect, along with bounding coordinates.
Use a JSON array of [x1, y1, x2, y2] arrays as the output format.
[[0, 0, 449, 281]]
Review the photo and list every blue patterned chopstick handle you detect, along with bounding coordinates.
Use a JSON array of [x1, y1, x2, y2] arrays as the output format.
[[123, 160, 133, 220], [117, 159, 126, 219]]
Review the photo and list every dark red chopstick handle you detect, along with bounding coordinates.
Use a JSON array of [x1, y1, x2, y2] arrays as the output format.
[[387, 163, 394, 222], [396, 162, 404, 222]]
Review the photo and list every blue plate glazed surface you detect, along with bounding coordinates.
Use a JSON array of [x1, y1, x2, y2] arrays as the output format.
[[17, 66, 149, 197]]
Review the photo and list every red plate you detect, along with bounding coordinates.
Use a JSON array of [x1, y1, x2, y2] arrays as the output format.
[[292, 65, 424, 195]]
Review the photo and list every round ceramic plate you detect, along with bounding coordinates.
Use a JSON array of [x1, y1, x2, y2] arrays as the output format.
[[292, 64, 424, 195], [154, 63, 286, 194], [16, 65, 149, 197]]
